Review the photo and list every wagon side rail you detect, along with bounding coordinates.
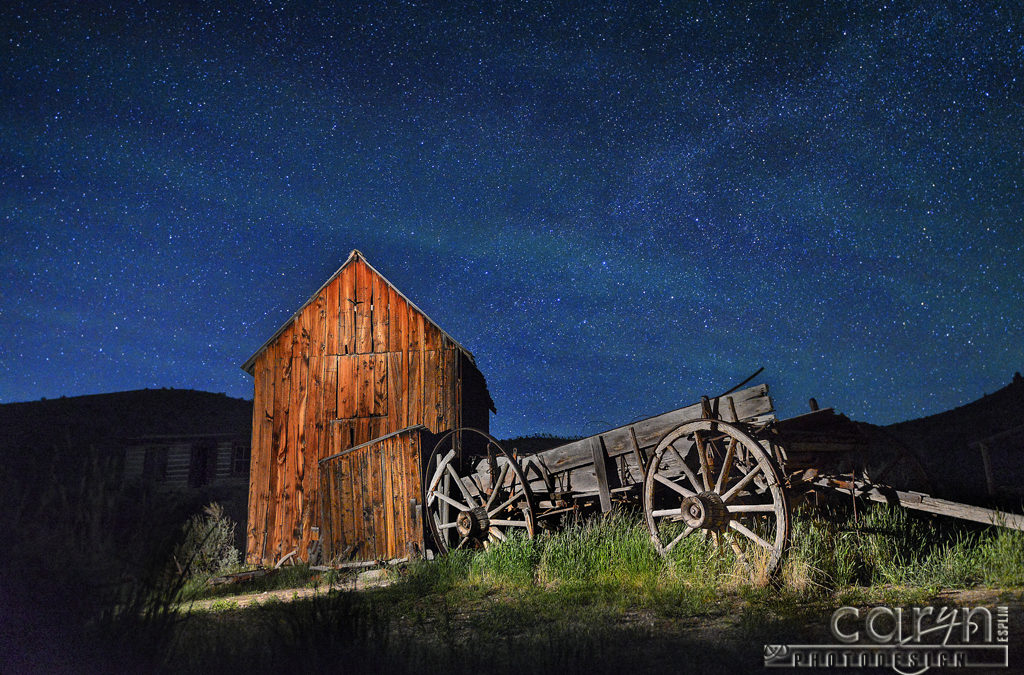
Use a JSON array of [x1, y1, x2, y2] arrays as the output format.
[[512, 383, 776, 513]]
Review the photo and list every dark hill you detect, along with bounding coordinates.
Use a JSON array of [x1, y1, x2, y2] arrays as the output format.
[[0, 389, 252, 465], [884, 374, 1024, 502]]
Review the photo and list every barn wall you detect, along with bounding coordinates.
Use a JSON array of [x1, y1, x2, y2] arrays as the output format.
[[246, 256, 488, 565]]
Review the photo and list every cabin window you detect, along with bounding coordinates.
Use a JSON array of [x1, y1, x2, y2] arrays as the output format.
[[189, 441, 217, 488], [231, 441, 251, 476], [143, 447, 168, 482]]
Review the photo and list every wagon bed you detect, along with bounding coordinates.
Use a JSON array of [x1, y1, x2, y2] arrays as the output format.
[[319, 382, 1024, 577]]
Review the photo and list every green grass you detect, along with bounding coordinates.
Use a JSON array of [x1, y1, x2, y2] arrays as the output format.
[[161, 502, 1024, 673], [56, 503, 1024, 672]]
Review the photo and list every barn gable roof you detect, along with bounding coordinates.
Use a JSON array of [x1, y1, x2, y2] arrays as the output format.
[[241, 249, 477, 374]]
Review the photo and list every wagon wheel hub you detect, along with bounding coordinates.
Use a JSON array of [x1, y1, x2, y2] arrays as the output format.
[[456, 506, 490, 538], [679, 492, 729, 531]]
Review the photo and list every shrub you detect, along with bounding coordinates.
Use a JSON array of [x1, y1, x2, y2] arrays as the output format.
[[173, 502, 241, 577]]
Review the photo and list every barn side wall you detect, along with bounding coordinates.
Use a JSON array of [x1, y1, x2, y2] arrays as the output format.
[[246, 257, 489, 565]]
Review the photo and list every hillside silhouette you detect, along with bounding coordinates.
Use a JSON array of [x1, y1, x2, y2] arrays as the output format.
[[0, 388, 252, 459], [885, 373, 1024, 502]]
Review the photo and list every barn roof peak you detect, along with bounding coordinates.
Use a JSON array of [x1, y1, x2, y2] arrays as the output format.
[[241, 249, 476, 374]]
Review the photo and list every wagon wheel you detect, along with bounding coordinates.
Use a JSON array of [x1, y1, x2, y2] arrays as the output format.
[[424, 428, 535, 553], [643, 419, 789, 582]]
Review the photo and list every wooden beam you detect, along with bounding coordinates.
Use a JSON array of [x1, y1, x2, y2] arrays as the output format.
[[590, 436, 613, 513], [809, 477, 1024, 531]]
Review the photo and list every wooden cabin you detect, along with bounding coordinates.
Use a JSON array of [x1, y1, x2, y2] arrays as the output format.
[[241, 250, 494, 565], [123, 432, 250, 490]]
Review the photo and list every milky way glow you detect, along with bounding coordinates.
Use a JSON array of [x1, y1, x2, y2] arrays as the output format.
[[2, 2, 1022, 436]]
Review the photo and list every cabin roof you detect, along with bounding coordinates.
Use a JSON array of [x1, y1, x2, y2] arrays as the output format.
[[241, 250, 477, 375]]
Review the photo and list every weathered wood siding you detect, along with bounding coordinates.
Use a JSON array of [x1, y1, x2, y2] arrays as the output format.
[[318, 426, 426, 561], [245, 253, 487, 565]]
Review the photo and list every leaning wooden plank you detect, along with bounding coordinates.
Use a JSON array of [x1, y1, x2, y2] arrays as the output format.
[[810, 477, 1024, 531]]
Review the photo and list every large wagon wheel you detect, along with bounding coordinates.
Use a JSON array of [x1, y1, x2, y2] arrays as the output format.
[[643, 419, 789, 581], [424, 428, 535, 553]]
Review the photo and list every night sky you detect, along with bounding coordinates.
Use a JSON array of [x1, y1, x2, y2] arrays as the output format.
[[3, 1, 1022, 437]]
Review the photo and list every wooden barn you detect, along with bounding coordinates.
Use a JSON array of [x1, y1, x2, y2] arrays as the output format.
[[242, 250, 494, 565]]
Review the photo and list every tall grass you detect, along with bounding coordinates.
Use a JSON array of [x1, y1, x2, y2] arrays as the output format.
[[160, 504, 1024, 672]]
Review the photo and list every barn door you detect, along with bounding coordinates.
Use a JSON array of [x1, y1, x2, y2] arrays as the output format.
[[319, 427, 425, 562]]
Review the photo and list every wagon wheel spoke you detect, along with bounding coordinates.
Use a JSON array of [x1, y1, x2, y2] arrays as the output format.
[[488, 488, 525, 517], [644, 418, 789, 582], [724, 531, 751, 573], [669, 445, 703, 493], [728, 520, 773, 550], [489, 519, 529, 528], [425, 428, 536, 555], [486, 461, 511, 509], [693, 431, 713, 491], [653, 473, 696, 498], [446, 462, 479, 507], [721, 464, 763, 503], [726, 503, 777, 513], [425, 449, 456, 506], [434, 491, 471, 513], [715, 437, 737, 493], [664, 525, 696, 552]]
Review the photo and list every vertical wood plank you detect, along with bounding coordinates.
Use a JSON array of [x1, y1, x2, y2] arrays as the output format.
[[387, 287, 405, 355], [372, 271, 389, 353], [389, 438, 404, 557], [338, 355, 356, 421], [407, 351, 422, 428], [282, 354, 306, 556], [309, 290, 327, 357], [318, 464, 330, 560], [373, 353, 388, 417], [380, 440, 392, 560], [247, 356, 275, 564], [322, 357, 338, 443], [407, 307, 422, 352], [359, 449, 375, 558], [422, 314, 436, 351], [268, 352, 291, 563], [324, 274, 340, 357], [354, 261, 373, 353], [406, 431, 423, 552], [300, 353, 323, 559], [387, 351, 406, 433], [339, 264, 356, 355], [423, 350, 439, 432]]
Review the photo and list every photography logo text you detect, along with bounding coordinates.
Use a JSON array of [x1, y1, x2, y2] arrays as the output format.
[[764, 605, 1009, 674]]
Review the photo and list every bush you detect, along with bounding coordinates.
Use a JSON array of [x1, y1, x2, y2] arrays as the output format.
[[173, 502, 240, 577]]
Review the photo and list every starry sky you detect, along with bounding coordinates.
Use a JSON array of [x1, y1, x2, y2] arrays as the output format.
[[2, 1, 1022, 437]]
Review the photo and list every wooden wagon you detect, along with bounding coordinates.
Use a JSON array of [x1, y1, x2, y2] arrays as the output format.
[[318, 380, 1024, 577]]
